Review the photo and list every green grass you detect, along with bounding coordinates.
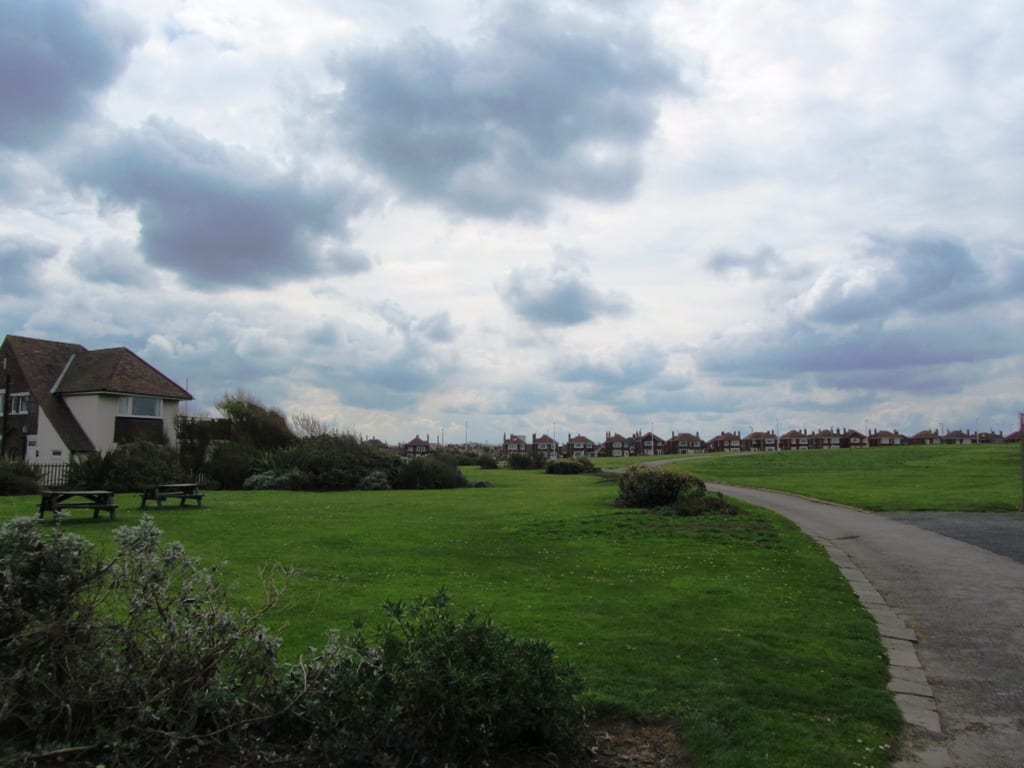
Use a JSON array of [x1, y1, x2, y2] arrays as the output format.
[[1, 469, 900, 768], [660, 444, 1021, 511]]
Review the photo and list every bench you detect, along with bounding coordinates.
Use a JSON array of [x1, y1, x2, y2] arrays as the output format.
[[141, 483, 204, 508], [39, 490, 118, 520]]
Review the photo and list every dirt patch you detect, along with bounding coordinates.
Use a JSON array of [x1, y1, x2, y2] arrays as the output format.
[[502, 718, 693, 767]]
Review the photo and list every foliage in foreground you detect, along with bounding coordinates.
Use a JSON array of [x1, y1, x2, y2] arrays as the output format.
[[615, 463, 737, 515], [0, 516, 585, 767]]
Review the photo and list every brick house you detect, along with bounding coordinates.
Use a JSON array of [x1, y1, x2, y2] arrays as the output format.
[[563, 434, 597, 458], [779, 429, 810, 450], [602, 432, 631, 457], [706, 431, 742, 453], [742, 430, 778, 452], [531, 433, 559, 460], [666, 432, 704, 454]]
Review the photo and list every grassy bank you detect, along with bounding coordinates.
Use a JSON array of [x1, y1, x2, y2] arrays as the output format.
[[635, 444, 1020, 512], [1, 468, 900, 767]]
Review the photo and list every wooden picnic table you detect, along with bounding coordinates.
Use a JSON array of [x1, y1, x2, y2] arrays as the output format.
[[140, 482, 204, 508], [39, 490, 117, 520]]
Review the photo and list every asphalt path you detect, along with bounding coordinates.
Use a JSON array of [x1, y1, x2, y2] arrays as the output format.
[[708, 484, 1024, 768]]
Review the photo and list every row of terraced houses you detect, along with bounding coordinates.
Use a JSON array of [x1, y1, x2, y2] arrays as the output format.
[[459, 426, 1021, 460]]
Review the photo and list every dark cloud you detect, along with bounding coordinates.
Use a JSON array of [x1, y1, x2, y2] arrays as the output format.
[[0, 0, 140, 150], [697, 233, 1021, 391], [497, 260, 631, 326], [64, 118, 368, 288], [802, 234, 991, 325], [68, 239, 152, 286], [705, 245, 800, 280], [323, 0, 683, 218], [0, 236, 58, 294]]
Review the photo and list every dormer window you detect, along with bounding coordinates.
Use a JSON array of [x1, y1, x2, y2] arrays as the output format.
[[117, 396, 162, 418]]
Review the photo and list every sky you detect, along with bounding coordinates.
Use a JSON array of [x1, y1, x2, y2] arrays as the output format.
[[2, 0, 1022, 445]]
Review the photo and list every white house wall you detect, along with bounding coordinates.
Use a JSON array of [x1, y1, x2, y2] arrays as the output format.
[[31, 413, 70, 463], [64, 394, 117, 453]]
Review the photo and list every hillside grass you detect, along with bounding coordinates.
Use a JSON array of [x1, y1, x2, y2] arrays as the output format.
[[644, 444, 1021, 511], [1, 468, 900, 768]]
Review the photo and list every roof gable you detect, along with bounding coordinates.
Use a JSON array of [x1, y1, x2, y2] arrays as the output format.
[[54, 347, 192, 400]]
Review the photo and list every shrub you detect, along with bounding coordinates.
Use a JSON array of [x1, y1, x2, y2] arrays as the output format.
[[393, 455, 468, 490], [288, 589, 586, 767], [251, 434, 402, 491], [355, 469, 392, 490], [0, 519, 584, 768], [205, 441, 258, 490], [0, 516, 285, 767], [507, 452, 540, 470], [66, 441, 183, 492], [0, 459, 39, 495], [478, 453, 499, 469], [546, 459, 588, 474], [616, 464, 694, 507]]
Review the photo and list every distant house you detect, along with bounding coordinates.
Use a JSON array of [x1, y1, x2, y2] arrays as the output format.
[[636, 431, 666, 456], [666, 432, 704, 454], [908, 430, 942, 446], [779, 429, 810, 451], [602, 432, 631, 457], [810, 428, 842, 450], [841, 429, 868, 448], [942, 429, 974, 445], [502, 433, 529, 457], [743, 431, 778, 452], [532, 433, 559, 460], [977, 431, 1005, 444], [706, 431, 742, 453], [868, 429, 905, 447], [403, 435, 432, 457], [1, 335, 192, 464], [563, 434, 596, 458]]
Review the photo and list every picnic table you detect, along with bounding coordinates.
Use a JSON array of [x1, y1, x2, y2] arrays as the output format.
[[39, 490, 117, 520], [140, 482, 204, 508]]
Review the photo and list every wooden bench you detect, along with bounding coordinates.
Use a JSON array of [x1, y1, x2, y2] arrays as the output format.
[[39, 490, 118, 520], [141, 483, 204, 508]]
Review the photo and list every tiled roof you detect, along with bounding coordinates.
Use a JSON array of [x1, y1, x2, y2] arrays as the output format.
[[55, 346, 192, 399]]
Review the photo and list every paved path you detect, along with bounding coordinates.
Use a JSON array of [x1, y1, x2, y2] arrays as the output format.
[[708, 484, 1024, 768]]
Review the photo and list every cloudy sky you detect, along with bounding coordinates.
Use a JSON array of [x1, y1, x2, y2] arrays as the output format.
[[2, 0, 1022, 444]]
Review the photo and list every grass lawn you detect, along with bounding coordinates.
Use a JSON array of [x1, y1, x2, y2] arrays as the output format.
[[1, 468, 900, 768], [625, 444, 1022, 512]]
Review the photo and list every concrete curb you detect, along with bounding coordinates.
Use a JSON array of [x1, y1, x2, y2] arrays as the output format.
[[817, 540, 953, 768]]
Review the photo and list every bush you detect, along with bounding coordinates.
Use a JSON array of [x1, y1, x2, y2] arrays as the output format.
[[478, 453, 499, 469], [251, 434, 402, 491], [507, 452, 542, 470], [0, 519, 584, 768], [546, 459, 588, 474], [66, 441, 183, 492], [0, 460, 39, 495], [393, 454, 468, 490], [205, 441, 258, 490], [615, 464, 694, 507], [288, 589, 585, 767], [0, 516, 284, 767]]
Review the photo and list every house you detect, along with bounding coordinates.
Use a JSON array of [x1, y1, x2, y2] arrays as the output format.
[[563, 434, 596, 458], [742, 430, 778, 452], [666, 432, 704, 454], [841, 428, 868, 448], [942, 429, 974, 445], [1, 335, 191, 464], [706, 431, 742, 453], [502, 433, 529, 457], [908, 429, 942, 446], [532, 433, 559, 460], [403, 435, 432, 457], [868, 429, 905, 447], [809, 428, 842, 450], [635, 431, 665, 456], [602, 432, 631, 457], [779, 429, 810, 450]]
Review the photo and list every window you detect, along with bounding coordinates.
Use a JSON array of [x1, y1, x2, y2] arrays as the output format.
[[5, 393, 30, 415], [117, 396, 162, 418]]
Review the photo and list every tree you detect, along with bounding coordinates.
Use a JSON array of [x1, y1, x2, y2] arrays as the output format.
[[216, 390, 295, 451]]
